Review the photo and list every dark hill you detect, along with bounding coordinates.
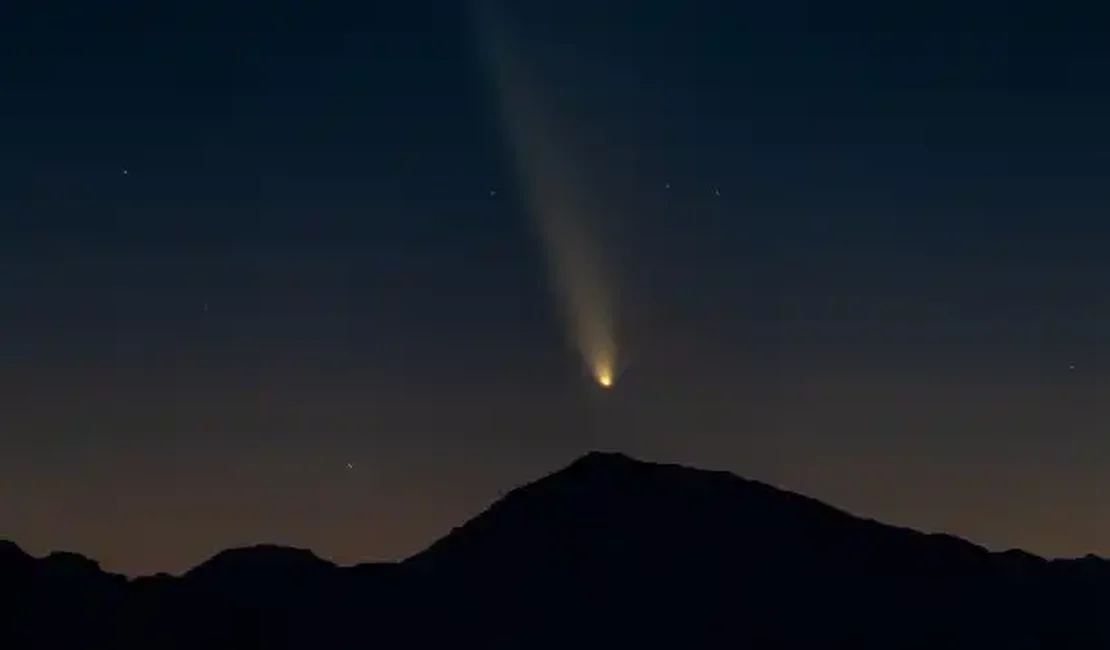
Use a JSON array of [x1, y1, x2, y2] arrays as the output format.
[[3, 451, 1109, 648]]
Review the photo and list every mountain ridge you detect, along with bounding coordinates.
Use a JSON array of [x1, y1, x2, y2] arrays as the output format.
[[4, 450, 1110, 648], [5, 452, 1100, 575]]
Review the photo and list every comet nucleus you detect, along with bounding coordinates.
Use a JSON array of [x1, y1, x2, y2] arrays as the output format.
[[595, 366, 614, 389]]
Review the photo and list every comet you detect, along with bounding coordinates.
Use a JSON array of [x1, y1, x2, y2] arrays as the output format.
[[474, 4, 621, 389]]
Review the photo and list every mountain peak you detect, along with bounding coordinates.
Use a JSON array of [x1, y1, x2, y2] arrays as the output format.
[[43, 551, 102, 573], [187, 545, 333, 580], [407, 450, 872, 578], [0, 539, 28, 559], [565, 450, 643, 471]]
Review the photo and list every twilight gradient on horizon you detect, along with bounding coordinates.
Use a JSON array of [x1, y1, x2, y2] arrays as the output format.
[[2, 0, 1110, 575]]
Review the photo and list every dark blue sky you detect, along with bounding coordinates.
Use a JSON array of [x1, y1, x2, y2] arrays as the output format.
[[3, 0, 1110, 575]]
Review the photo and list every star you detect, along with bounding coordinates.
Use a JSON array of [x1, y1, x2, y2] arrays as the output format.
[[489, 189, 497, 196], [346, 462, 354, 469], [664, 182, 671, 189], [122, 169, 129, 175], [713, 187, 721, 196]]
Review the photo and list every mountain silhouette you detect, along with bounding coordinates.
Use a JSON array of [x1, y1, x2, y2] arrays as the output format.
[[3, 451, 1109, 648]]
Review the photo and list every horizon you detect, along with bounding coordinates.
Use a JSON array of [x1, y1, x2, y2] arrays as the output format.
[[4, 449, 1105, 578]]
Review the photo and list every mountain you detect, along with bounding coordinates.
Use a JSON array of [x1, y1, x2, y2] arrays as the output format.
[[3, 451, 1110, 648]]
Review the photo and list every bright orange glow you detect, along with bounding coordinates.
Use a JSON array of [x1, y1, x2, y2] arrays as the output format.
[[592, 355, 616, 388], [596, 371, 613, 388]]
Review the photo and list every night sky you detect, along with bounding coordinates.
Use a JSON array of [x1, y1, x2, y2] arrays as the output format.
[[3, 0, 1110, 576]]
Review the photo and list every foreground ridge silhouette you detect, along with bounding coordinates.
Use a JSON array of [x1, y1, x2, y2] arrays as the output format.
[[4, 451, 1109, 648]]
